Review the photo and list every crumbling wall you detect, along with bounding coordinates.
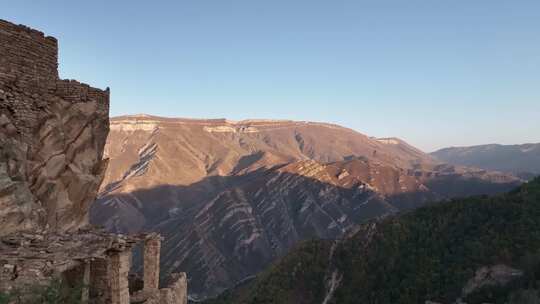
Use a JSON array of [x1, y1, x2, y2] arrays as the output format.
[[90, 258, 111, 303], [143, 233, 161, 292], [0, 19, 109, 235], [143, 273, 188, 304], [0, 19, 58, 87], [131, 235, 188, 304], [0, 19, 189, 303], [109, 250, 131, 304]]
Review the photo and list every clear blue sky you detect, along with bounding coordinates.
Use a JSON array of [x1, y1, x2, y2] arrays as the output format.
[[3, 0, 539, 151]]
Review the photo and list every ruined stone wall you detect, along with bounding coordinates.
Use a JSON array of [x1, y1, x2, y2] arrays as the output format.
[[143, 233, 161, 291], [90, 258, 111, 303], [109, 251, 132, 304], [143, 273, 188, 304], [0, 19, 109, 235], [163, 273, 188, 304], [0, 19, 58, 87]]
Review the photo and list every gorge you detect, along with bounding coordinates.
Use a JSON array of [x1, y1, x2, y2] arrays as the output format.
[[92, 115, 521, 300], [0, 15, 535, 304]]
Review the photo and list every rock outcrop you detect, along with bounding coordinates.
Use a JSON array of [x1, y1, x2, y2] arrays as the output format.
[[0, 19, 109, 235], [462, 265, 524, 297], [0, 19, 187, 304]]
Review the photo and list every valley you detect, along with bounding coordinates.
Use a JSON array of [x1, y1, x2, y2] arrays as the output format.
[[2, 3, 539, 303], [91, 115, 521, 300], [207, 177, 540, 304]]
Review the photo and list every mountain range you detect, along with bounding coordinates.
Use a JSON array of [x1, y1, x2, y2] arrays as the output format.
[[432, 143, 540, 180], [2, 16, 537, 304], [90, 115, 521, 300]]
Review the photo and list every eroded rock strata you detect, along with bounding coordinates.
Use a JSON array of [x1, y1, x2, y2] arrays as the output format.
[[94, 115, 521, 299]]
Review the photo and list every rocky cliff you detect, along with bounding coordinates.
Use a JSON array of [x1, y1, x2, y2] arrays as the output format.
[[92, 115, 520, 299], [0, 19, 110, 235]]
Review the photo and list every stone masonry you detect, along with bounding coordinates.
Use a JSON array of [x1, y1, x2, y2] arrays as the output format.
[[0, 19, 187, 303], [143, 233, 161, 292], [0, 18, 110, 235], [0, 229, 188, 303], [143, 273, 188, 304], [109, 250, 131, 304]]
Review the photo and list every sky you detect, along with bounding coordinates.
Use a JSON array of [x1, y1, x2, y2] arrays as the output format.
[[2, 0, 539, 152]]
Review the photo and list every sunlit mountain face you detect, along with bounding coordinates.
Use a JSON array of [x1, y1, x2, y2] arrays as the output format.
[[91, 115, 519, 299]]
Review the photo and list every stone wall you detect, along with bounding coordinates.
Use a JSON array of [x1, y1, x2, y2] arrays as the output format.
[[0, 19, 109, 234], [0, 19, 58, 88], [142, 273, 188, 304], [109, 250, 132, 304], [131, 235, 189, 304], [0, 229, 140, 296], [0, 19, 189, 302], [143, 233, 161, 292], [90, 258, 111, 303]]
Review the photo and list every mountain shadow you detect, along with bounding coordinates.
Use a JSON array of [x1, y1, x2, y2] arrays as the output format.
[[91, 165, 519, 300], [206, 176, 540, 304]]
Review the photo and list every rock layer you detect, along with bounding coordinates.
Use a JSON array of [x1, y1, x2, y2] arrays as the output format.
[[93, 115, 520, 299], [0, 19, 110, 235]]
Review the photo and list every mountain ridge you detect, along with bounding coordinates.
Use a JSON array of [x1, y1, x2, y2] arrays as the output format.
[[432, 142, 540, 179], [92, 114, 521, 299]]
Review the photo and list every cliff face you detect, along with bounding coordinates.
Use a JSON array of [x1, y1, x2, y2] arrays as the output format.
[[92, 115, 520, 299], [0, 19, 110, 235]]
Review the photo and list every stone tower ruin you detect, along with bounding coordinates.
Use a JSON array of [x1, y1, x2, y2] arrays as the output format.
[[0, 19, 187, 304]]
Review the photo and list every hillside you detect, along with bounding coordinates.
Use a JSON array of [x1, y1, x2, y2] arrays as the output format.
[[91, 115, 520, 299], [432, 143, 540, 179], [207, 177, 540, 304]]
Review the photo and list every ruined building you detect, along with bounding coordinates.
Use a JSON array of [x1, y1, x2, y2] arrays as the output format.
[[0, 19, 187, 303]]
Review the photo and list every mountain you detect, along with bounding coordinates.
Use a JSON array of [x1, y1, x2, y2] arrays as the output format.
[[91, 115, 520, 299], [206, 177, 540, 304], [431, 143, 540, 180]]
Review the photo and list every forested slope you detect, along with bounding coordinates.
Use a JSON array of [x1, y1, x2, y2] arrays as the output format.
[[207, 176, 540, 304]]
